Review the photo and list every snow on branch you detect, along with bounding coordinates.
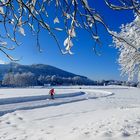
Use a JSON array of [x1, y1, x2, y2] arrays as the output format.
[[0, 0, 109, 59], [105, 0, 140, 16], [112, 15, 140, 82], [0, 0, 139, 61]]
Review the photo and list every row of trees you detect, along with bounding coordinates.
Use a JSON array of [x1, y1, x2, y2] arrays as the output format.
[[2, 72, 37, 87], [2, 72, 139, 87], [2, 72, 94, 87]]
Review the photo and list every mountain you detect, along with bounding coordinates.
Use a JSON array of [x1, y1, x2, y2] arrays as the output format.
[[0, 62, 87, 79], [0, 63, 94, 86]]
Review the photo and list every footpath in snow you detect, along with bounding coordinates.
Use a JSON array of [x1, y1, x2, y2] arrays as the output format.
[[0, 88, 113, 116]]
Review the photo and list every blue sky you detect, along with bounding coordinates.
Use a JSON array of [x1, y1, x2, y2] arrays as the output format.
[[0, 0, 135, 80]]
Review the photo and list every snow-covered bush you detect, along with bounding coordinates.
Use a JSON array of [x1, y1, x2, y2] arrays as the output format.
[[2, 73, 15, 87], [137, 82, 140, 88]]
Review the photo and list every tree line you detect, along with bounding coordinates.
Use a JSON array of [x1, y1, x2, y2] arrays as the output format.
[[1, 72, 94, 87], [1, 72, 139, 87]]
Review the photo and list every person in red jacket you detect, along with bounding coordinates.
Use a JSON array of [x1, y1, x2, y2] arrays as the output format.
[[49, 88, 55, 99]]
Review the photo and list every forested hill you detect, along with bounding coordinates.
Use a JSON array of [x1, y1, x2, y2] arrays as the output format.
[[0, 63, 94, 86], [0, 63, 85, 79]]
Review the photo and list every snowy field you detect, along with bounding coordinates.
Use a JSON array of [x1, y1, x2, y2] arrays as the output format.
[[0, 86, 140, 140]]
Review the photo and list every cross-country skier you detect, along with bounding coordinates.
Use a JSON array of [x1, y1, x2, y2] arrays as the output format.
[[49, 88, 55, 99]]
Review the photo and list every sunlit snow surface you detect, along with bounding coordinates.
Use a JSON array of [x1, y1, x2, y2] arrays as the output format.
[[0, 85, 140, 140]]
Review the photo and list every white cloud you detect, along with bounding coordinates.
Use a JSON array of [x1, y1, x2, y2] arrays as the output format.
[[0, 59, 5, 64]]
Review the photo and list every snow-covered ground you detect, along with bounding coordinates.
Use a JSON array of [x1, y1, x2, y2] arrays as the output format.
[[0, 85, 140, 140]]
